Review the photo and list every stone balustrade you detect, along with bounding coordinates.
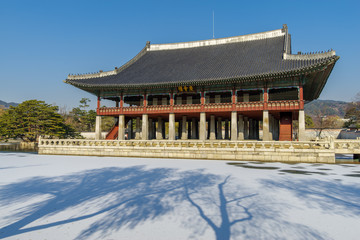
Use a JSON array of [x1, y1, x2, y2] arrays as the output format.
[[37, 137, 358, 163]]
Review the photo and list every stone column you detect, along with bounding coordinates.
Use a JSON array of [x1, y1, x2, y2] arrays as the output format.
[[225, 119, 229, 139], [231, 112, 238, 141], [162, 120, 166, 139], [298, 109, 306, 141], [217, 117, 222, 140], [191, 118, 197, 139], [156, 117, 163, 140], [181, 116, 188, 140], [187, 120, 191, 139], [118, 115, 125, 140], [95, 115, 102, 140], [142, 114, 148, 140], [244, 117, 249, 139], [195, 120, 199, 139], [274, 118, 279, 140], [238, 114, 244, 140], [148, 118, 153, 140], [210, 115, 216, 140], [207, 120, 210, 139], [129, 119, 133, 139], [178, 120, 182, 139], [263, 110, 270, 141], [135, 117, 141, 140], [255, 120, 259, 140], [269, 115, 273, 141], [199, 112, 206, 140], [169, 113, 175, 140], [248, 119, 253, 139]]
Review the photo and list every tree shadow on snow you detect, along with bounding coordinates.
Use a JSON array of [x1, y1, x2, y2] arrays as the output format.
[[262, 178, 360, 217], [0, 166, 329, 240]]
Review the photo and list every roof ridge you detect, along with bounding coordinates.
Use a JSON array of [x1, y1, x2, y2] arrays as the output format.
[[149, 28, 285, 51], [283, 50, 336, 60]]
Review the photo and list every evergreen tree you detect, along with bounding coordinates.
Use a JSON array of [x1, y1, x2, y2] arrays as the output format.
[[0, 100, 77, 142]]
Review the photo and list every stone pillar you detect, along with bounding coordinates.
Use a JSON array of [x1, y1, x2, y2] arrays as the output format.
[[269, 115, 273, 141], [142, 114, 148, 140], [95, 116, 102, 140], [148, 118, 153, 139], [255, 120, 259, 140], [217, 117, 222, 140], [199, 112, 206, 140], [178, 120, 182, 139], [225, 119, 229, 139], [263, 110, 270, 141], [274, 118, 279, 140], [169, 113, 175, 140], [231, 112, 237, 141], [248, 119, 253, 139], [181, 116, 188, 140], [207, 119, 210, 139], [156, 117, 163, 140], [210, 115, 216, 140], [191, 118, 197, 139], [187, 120, 191, 139], [238, 114, 244, 140], [195, 120, 199, 139], [129, 119, 133, 139], [118, 115, 125, 140], [298, 109, 306, 141], [244, 117, 249, 139], [162, 120, 166, 139], [135, 117, 141, 140]]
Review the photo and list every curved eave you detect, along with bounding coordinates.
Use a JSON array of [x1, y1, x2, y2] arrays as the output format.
[[65, 56, 339, 92]]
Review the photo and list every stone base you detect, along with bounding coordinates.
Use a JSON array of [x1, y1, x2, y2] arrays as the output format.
[[39, 140, 336, 163]]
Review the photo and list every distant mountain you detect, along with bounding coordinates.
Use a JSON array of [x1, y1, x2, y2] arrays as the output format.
[[305, 100, 349, 118], [0, 100, 18, 108]]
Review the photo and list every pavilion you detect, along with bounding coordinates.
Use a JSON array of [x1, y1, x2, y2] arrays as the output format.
[[65, 24, 339, 141]]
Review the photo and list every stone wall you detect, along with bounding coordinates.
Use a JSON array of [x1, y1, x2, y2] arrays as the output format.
[[38, 139, 336, 163]]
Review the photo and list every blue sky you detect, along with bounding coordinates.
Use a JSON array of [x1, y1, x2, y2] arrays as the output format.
[[1, 0, 359, 109]]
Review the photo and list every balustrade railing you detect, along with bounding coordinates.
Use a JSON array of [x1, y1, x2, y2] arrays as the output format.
[[98, 100, 301, 115], [39, 138, 337, 151]]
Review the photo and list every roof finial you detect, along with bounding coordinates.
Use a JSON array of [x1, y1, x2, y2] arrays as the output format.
[[146, 41, 151, 49]]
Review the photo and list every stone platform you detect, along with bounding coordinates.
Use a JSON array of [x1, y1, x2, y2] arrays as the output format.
[[37, 138, 360, 164]]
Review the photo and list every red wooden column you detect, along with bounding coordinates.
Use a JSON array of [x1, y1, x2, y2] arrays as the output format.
[[143, 93, 147, 108], [170, 91, 174, 112], [232, 88, 236, 111], [299, 84, 304, 109], [200, 89, 205, 111], [263, 87, 268, 109], [97, 96, 101, 115], [120, 93, 124, 114]]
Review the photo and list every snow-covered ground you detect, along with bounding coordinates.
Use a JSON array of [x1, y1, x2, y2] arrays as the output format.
[[0, 152, 359, 240]]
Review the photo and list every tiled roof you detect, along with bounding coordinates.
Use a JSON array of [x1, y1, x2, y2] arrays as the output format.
[[66, 27, 338, 89]]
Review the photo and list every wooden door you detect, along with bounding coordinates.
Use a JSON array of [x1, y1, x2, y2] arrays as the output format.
[[279, 112, 292, 141]]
